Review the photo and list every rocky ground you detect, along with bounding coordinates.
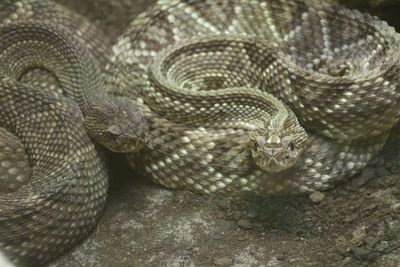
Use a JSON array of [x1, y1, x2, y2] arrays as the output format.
[[48, 1, 400, 266]]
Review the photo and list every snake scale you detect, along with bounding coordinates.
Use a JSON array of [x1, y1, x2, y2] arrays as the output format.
[[1, 0, 400, 265]]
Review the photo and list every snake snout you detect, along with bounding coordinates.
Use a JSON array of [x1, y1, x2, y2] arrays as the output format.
[[265, 146, 282, 158], [107, 119, 147, 153], [106, 97, 148, 153]]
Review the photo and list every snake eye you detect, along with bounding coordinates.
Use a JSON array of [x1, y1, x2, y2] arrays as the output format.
[[108, 125, 122, 136], [252, 141, 259, 151], [289, 141, 295, 151]]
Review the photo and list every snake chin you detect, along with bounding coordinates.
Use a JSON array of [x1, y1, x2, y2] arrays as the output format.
[[84, 96, 147, 153], [250, 130, 307, 173]]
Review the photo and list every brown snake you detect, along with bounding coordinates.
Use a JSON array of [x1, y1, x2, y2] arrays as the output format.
[[107, 0, 400, 194], [1, 0, 400, 265], [0, 0, 145, 265]]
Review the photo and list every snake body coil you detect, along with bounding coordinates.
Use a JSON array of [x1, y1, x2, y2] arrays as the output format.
[[1, 0, 400, 265], [109, 0, 400, 194], [0, 0, 146, 265]]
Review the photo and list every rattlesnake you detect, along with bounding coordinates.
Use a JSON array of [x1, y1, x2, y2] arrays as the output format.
[[108, 0, 400, 194], [0, 0, 146, 265], [1, 0, 400, 265]]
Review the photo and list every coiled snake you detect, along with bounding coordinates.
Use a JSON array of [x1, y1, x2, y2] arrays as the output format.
[[1, 0, 400, 265], [108, 0, 400, 194], [0, 0, 145, 265]]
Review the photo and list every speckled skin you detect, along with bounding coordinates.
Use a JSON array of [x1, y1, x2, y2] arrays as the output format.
[[0, 0, 112, 67], [0, 1, 111, 266], [108, 0, 400, 195], [1, 0, 147, 154], [0, 80, 108, 267], [0, 127, 31, 193]]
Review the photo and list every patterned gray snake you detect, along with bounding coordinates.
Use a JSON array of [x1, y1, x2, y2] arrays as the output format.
[[1, 0, 400, 265]]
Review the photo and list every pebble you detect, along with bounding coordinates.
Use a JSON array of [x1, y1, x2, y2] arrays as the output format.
[[350, 226, 367, 246], [276, 253, 285, 261], [343, 215, 356, 223], [364, 236, 379, 248], [237, 219, 253, 230], [309, 191, 325, 203], [338, 256, 353, 267], [334, 236, 349, 255], [237, 236, 247, 241], [364, 203, 378, 211], [213, 256, 233, 266], [352, 247, 370, 260], [375, 241, 389, 252]]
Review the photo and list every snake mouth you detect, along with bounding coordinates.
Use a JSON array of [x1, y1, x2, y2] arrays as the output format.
[[265, 158, 297, 173], [251, 150, 301, 173], [104, 136, 146, 153], [267, 158, 279, 168]]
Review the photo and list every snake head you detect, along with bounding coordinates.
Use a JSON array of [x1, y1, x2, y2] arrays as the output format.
[[250, 120, 307, 173], [84, 97, 147, 153]]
